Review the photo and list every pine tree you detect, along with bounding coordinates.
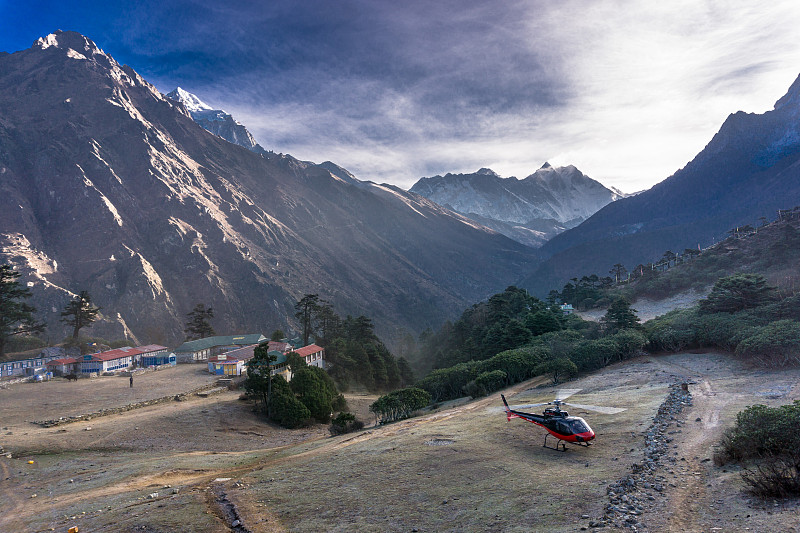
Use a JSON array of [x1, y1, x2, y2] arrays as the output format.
[[294, 294, 321, 346], [185, 303, 215, 340], [61, 290, 100, 339], [601, 297, 641, 334], [699, 274, 776, 314], [245, 342, 278, 417], [0, 264, 45, 357], [610, 264, 627, 284]]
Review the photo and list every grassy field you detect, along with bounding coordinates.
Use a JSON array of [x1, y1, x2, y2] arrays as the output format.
[[1, 353, 798, 532]]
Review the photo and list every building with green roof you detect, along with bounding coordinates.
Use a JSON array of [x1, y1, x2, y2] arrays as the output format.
[[174, 334, 266, 363]]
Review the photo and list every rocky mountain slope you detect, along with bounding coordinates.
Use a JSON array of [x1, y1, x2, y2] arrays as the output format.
[[410, 164, 624, 247], [0, 31, 539, 345], [521, 73, 800, 295]]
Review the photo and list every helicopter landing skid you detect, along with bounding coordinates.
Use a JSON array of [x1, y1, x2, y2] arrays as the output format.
[[542, 434, 593, 451], [543, 433, 567, 452]]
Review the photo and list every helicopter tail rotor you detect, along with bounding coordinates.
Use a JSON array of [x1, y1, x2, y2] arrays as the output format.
[[501, 394, 520, 421]]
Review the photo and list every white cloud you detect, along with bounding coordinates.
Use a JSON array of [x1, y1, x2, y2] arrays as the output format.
[[150, 0, 800, 193]]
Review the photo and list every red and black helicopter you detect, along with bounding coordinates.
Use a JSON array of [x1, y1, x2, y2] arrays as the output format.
[[501, 389, 625, 451]]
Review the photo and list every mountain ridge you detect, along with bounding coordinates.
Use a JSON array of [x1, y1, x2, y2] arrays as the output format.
[[409, 164, 625, 247], [521, 72, 800, 295], [0, 30, 540, 346]]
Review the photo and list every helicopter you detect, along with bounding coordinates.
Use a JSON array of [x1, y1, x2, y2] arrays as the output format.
[[501, 389, 625, 451]]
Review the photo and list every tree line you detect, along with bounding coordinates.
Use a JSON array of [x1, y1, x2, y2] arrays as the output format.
[[404, 285, 647, 403], [293, 294, 414, 391], [409, 286, 567, 375], [551, 247, 704, 312], [0, 264, 101, 357], [646, 273, 800, 366]]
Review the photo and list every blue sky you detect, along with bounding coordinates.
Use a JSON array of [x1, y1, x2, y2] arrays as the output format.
[[3, 1, 800, 191]]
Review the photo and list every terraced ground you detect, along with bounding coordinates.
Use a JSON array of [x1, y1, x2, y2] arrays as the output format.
[[0, 352, 798, 532]]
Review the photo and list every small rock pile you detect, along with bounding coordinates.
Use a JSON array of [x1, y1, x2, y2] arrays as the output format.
[[586, 382, 693, 530]]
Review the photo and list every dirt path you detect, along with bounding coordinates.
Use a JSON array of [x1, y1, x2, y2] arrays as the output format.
[[642, 356, 725, 531], [0, 457, 27, 531], [641, 353, 800, 533], [665, 378, 721, 531]]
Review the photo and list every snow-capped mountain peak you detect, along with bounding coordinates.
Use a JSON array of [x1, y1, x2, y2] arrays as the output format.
[[166, 87, 269, 155], [476, 167, 499, 177], [167, 87, 214, 113], [35, 30, 102, 56], [410, 164, 623, 247]]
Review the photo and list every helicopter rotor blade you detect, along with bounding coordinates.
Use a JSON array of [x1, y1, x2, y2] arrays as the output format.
[[562, 402, 626, 415], [509, 403, 551, 410], [487, 401, 550, 413], [555, 388, 582, 401]]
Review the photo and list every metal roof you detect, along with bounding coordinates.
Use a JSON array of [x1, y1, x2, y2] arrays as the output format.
[[293, 344, 323, 357], [174, 334, 266, 353]]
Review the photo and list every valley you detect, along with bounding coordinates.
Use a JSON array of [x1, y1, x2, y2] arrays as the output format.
[[1, 352, 797, 532], [1, 14, 799, 533]]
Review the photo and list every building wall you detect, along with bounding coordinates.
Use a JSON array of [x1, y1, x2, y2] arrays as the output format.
[[176, 348, 211, 363], [140, 354, 176, 367], [2, 354, 81, 378], [80, 356, 132, 374], [46, 363, 78, 376]]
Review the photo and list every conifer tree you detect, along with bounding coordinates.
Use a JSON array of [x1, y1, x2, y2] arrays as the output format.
[[601, 297, 641, 334], [61, 290, 100, 339], [0, 264, 45, 357], [185, 303, 215, 340], [294, 294, 321, 346]]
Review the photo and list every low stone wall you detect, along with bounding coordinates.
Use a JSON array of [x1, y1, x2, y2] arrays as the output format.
[[31, 383, 229, 428], [584, 382, 694, 530], [0, 376, 30, 388]]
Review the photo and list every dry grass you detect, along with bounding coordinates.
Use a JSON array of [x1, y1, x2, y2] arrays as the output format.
[[1, 353, 799, 532]]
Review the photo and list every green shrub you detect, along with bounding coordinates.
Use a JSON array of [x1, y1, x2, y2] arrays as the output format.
[[525, 310, 562, 336], [270, 389, 313, 429], [735, 320, 800, 366], [290, 366, 342, 423], [532, 330, 583, 359], [694, 313, 756, 351], [611, 329, 648, 359], [329, 412, 364, 435], [465, 370, 507, 398], [715, 401, 800, 464], [645, 309, 697, 352], [534, 357, 577, 384], [568, 340, 608, 372], [698, 273, 776, 314], [370, 387, 431, 424], [415, 361, 481, 402], [480, 346, 545, 383], [715, 401, 800, 499]]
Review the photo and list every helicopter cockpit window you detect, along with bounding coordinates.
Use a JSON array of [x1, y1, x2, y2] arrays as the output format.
[[555, 421, 571, 434], [567, 419, 589, 433]]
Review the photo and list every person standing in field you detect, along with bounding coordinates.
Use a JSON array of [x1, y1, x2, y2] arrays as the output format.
[[130, 375, 133, 388]]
